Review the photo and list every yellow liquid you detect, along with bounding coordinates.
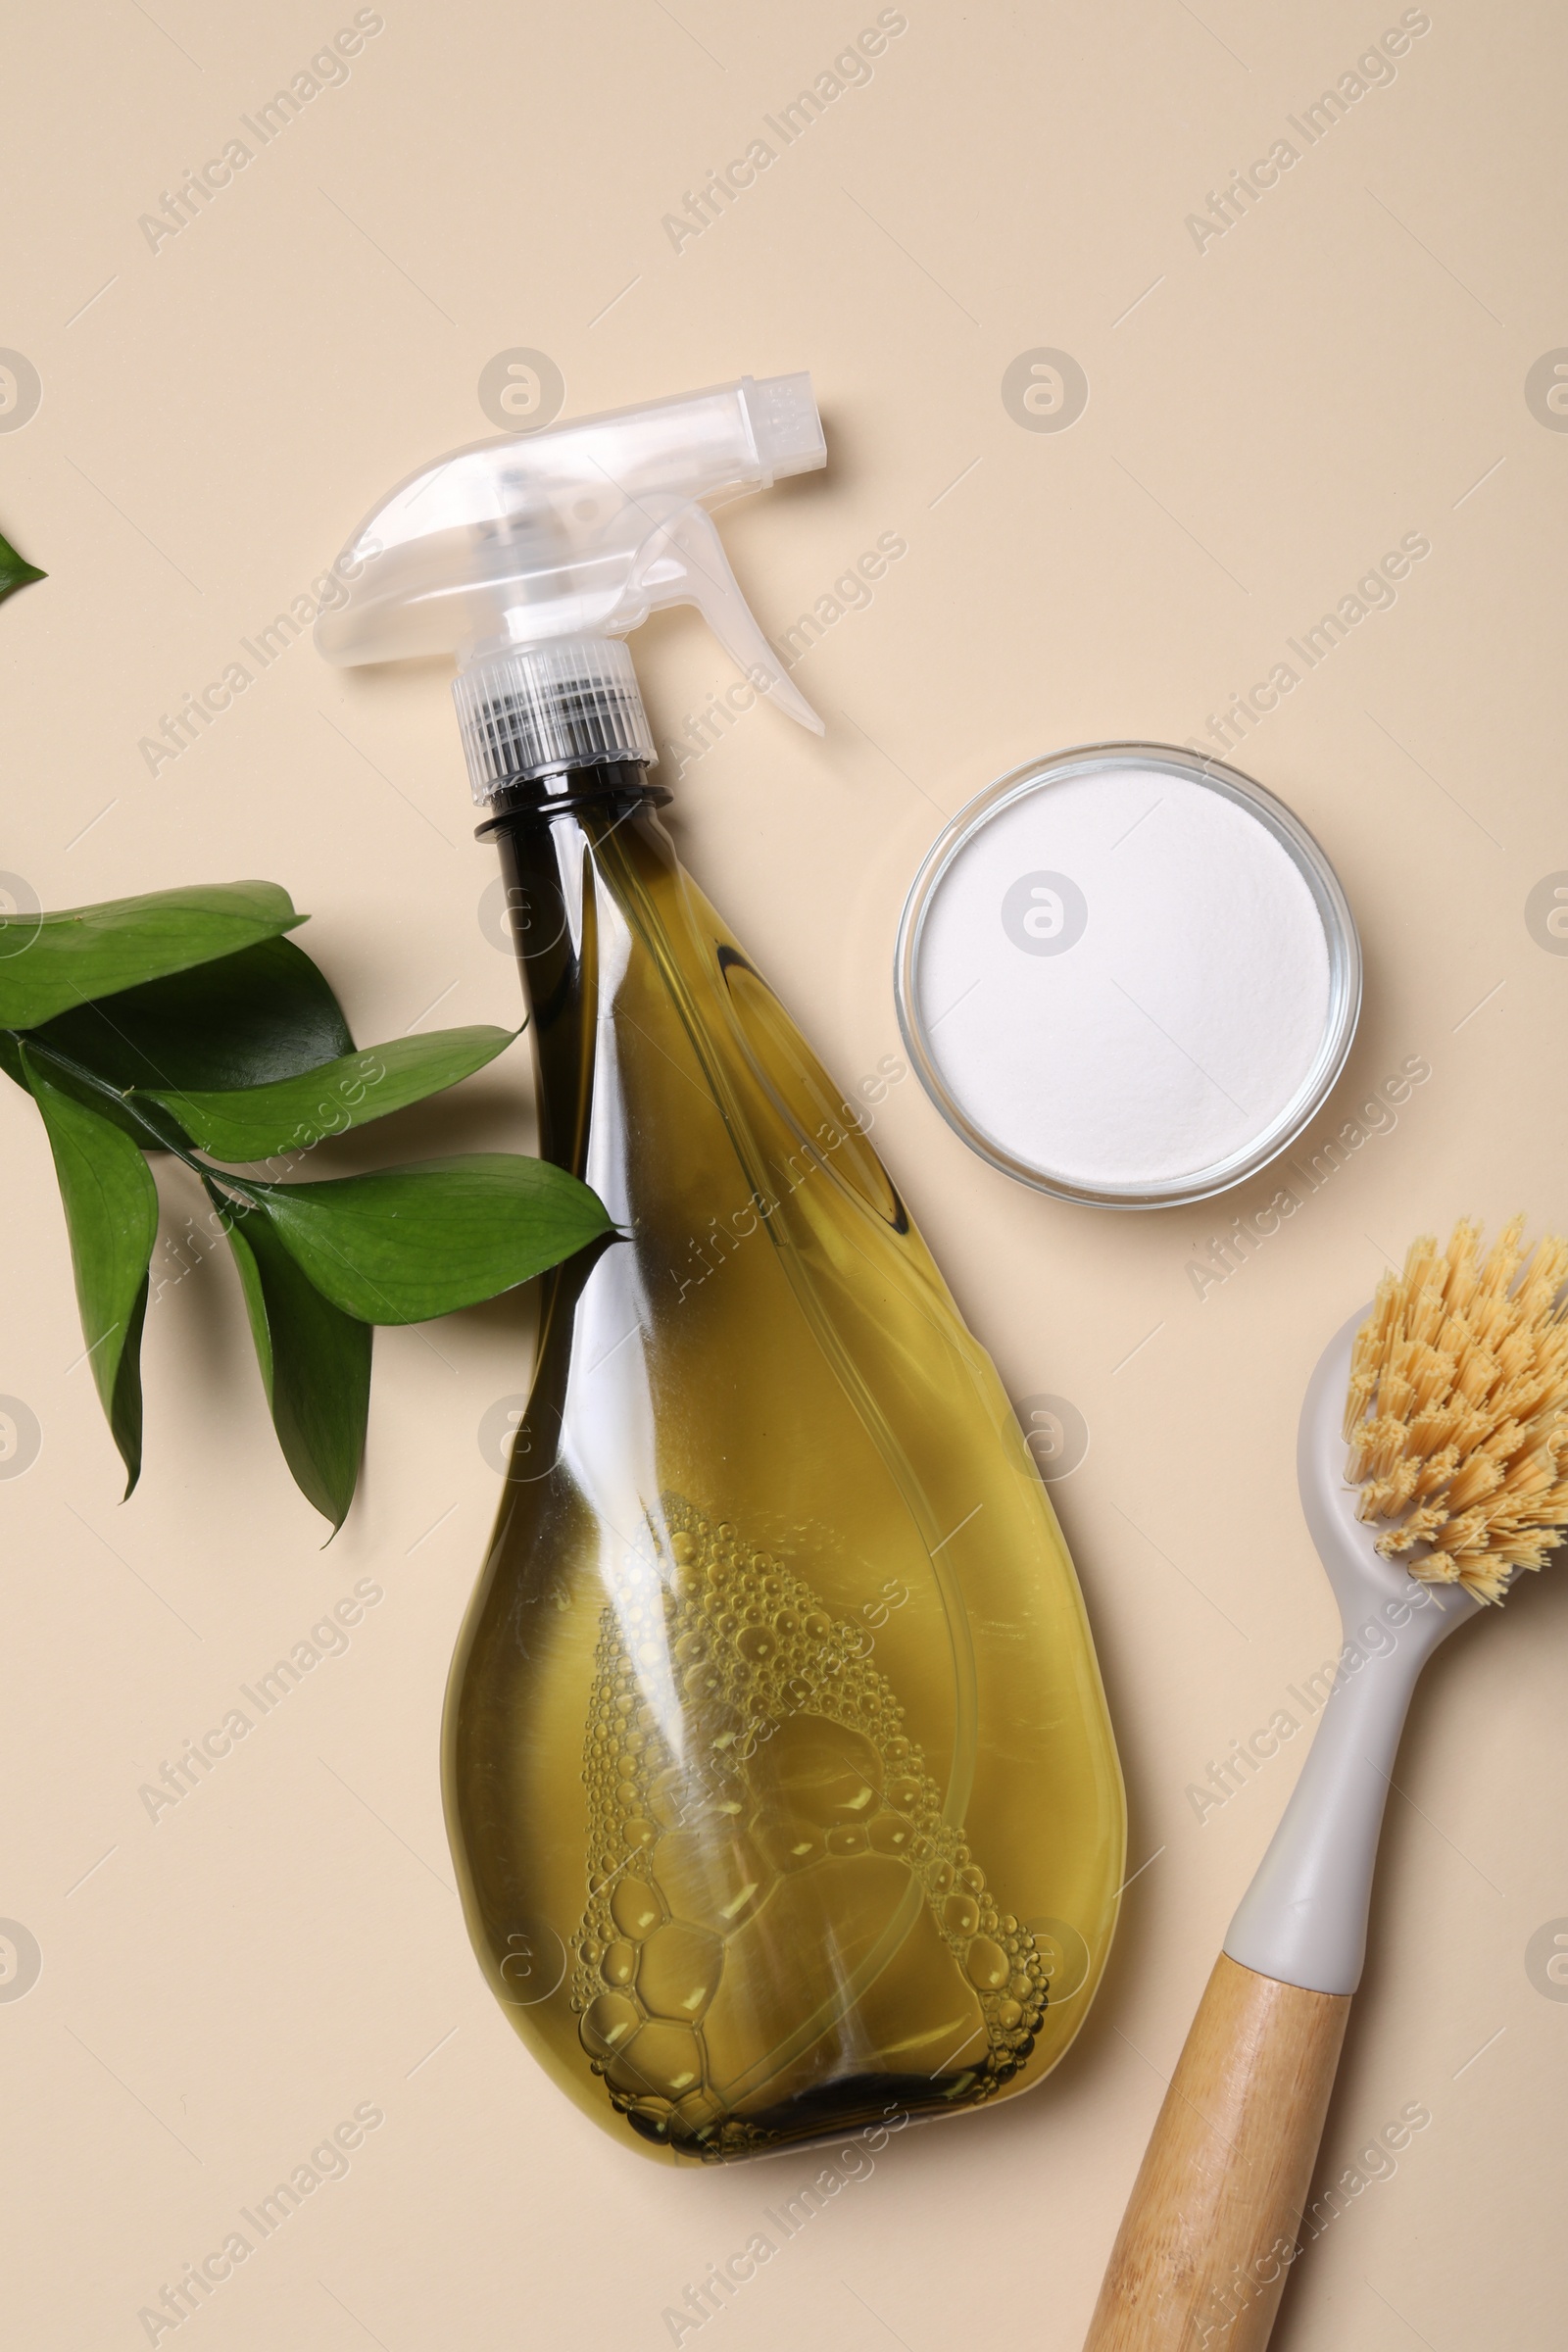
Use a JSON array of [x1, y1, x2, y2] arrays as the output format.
[[443, 788, 1124, 2163]]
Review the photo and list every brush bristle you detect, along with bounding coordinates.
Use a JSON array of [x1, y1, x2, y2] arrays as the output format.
[[1343, 1217, 1568, 1602]]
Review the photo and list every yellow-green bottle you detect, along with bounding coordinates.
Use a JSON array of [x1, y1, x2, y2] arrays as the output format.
[[316, 372, 1124, 2164]]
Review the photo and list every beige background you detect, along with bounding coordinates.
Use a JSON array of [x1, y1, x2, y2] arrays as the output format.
[[4, 2, 1567, 2344]]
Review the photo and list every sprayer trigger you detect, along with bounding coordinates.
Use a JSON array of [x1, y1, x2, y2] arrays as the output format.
[[624, 505, 824, 736]]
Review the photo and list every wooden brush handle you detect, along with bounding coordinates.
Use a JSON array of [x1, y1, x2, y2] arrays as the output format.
[[1083, 1954, 1350, 2352]]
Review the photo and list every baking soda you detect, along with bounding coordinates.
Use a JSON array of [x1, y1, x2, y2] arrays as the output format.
[[911, 762, 1335, 1195]]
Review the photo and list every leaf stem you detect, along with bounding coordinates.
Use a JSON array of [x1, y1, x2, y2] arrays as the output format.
[[13, 1031, 251, 1204]]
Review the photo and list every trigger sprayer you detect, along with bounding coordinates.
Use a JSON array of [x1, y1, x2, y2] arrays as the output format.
[[315, 372, 827, 796]]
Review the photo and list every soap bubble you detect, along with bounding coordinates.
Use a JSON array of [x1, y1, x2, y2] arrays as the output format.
[[1026, 1917, 1091, 2001], [569, 1494, 1050, 2156]]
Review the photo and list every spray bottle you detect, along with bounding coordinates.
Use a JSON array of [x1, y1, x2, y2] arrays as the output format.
[[316, 374, 1123, 2163]]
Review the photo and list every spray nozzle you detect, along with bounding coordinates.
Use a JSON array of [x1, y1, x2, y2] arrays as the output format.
[[314, 372, 827, 801]]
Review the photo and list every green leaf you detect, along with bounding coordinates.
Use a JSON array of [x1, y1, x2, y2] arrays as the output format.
[[211, 1185, 370, 1532], [0, 881, 304, 1029], [29, 933, 354, 1091], [138, 1025, 518, 1163], [22, 1046, 159, 1494], [14, 935, 357, 1151], [231, 1154, 614, 1324], [0, 527, 44, 607]]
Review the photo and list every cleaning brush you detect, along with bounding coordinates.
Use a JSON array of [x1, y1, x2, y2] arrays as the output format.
[[1083, 1218, 1568, 2352]]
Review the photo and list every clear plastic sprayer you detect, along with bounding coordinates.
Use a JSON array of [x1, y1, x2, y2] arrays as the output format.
[[314, 372, 827, 801]]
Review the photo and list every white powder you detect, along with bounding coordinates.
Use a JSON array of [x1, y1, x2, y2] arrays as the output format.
[[910, 762, 1335, 1194]]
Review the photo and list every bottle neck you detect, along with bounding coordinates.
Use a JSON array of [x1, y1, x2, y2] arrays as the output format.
[[477, 760, 669, 1176], [455, 640, 657, 801], [474, 758, 669, 833]]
